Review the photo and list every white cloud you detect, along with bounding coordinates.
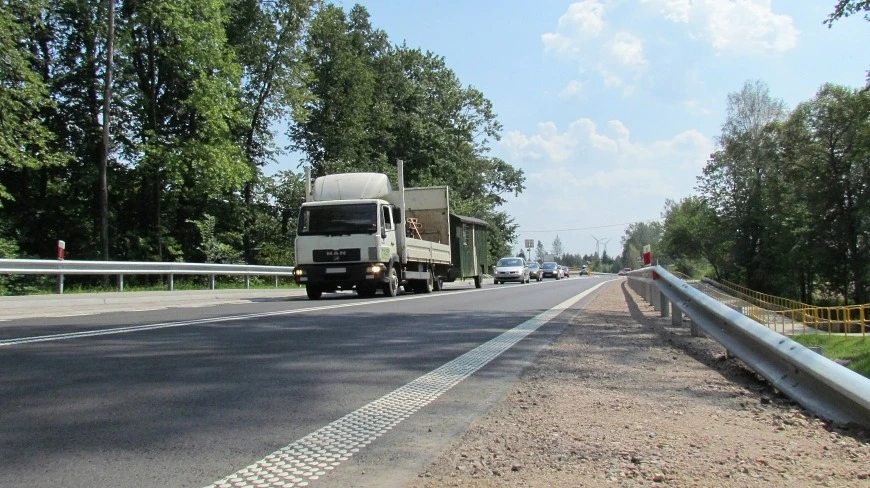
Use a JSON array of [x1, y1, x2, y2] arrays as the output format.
[[608, 32, 648, 67], [542, 0, 606, 57], [643, 0, 692, 23], [642, 0, 799, 54], [503, 118, 712, 171], [543, 3, 649, 97], [559, 80, 585, 99], [504, 119, 620, 162]]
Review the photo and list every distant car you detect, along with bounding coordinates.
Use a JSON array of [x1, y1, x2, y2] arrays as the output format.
[[618, 267, 631, 276], [541, 261, 562, 280], [562, 265, 570, 278], [527, 262, 543, 281], [579, 265, 588, 276], [493, 257, 530, 284]]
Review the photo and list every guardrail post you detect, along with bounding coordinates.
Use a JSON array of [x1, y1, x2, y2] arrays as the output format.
[[652, 286, 661, 311], [208, 274, 215, 290], [168, 273, 174, 291], [660, 293, 669, 318], [56, 274, 64, 294], [671, 304, 682, 326], [275, 276, 279, 287], [690, 319, 705, 337], [118, 274, 124, 292], [245, 275, 250, 289]]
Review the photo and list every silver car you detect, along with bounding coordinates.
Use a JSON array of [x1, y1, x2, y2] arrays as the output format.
[[493, 257, 530, 284]]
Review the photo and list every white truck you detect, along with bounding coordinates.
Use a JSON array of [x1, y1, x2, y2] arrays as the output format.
[[293, 161, 489, 299]]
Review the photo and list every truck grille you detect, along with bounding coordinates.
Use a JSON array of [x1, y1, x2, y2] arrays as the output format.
[[312, 248, 361, 263]]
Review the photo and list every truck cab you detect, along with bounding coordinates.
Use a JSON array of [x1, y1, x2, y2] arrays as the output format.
[[294, 199, 400, 299]]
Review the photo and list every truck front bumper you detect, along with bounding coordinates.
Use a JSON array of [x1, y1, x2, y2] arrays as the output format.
[[293, 263, 387, 289]]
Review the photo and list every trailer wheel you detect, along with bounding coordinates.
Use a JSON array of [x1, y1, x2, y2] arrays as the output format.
[[383, 266, 400, 297], [433, 276, 444, 291], [473, 275, 482, 289], [306, 285, 323, 300]]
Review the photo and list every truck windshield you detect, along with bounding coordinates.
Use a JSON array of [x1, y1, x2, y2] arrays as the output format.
[[298, 203, 378, 236]]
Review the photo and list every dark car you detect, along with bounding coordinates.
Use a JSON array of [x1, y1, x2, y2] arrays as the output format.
[[579, 265, 588, 276], [541, 261, 562, 279], [527, 262, 543, 281]]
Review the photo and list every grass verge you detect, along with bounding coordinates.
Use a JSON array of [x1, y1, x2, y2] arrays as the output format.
[[791, 334, 870, 379]]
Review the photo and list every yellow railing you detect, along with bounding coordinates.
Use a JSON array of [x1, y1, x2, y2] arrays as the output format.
[[717, 279, 867, 337]]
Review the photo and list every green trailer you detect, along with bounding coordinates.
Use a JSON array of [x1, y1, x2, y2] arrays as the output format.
[[448, 214, 489, 288]]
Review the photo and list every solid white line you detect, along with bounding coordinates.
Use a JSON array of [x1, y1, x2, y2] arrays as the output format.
[[205, 280, 611, 488]]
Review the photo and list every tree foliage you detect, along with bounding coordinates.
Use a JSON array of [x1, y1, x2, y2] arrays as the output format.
[[0, 1, 523, 290]]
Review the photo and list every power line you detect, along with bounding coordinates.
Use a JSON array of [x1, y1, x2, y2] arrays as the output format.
[[520, 218, 664, 233]]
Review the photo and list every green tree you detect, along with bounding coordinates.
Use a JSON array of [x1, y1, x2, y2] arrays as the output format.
[[290, 4, 524, 259], [116, 0, 251, 261], [620, 221, 664, 269], [226, 0, 316, 263], [696, 79, 786, 289], [0, 0, 66, 205], [660, 197, 730, 279], [535, 240, 547, 263], [551, 235, 564, 259], [785, 84, 870, 304]]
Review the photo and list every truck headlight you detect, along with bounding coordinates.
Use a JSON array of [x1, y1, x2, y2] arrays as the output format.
[[367, 265, 383, 275], [294, 269, 305, 276]]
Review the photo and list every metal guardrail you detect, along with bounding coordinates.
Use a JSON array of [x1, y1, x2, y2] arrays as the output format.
[[626, 266, 870, 429], [0, 259, 296, 293]]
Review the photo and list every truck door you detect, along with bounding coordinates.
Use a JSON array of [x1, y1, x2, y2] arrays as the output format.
[[381, 204, 397, 260]]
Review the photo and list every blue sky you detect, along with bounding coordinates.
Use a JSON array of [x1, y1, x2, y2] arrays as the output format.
[[272, 1, 869, 260]]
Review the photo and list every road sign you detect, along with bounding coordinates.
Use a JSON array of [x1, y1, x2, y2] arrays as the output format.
[[524, 239, 534, 249]]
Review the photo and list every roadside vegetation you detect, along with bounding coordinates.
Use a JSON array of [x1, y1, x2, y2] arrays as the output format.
[[0, 0, 524, 296], [792, 335, 870, 379]]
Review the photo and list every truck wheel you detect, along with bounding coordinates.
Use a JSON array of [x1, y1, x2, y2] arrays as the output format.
[[306, 285, 322, 300], [383, 266, 399, 297], [474, 275, 482, 289], [433, 276, 443, 291]]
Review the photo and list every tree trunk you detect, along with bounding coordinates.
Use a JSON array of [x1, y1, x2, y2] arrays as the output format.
[[99, 0, 116, 261]]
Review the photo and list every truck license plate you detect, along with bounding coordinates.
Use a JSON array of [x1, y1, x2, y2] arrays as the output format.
[[326, 267, 346, 274]]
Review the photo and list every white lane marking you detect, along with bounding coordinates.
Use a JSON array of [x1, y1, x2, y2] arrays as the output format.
[[205, 281, 611, 488], [0, 279, 608, 347]]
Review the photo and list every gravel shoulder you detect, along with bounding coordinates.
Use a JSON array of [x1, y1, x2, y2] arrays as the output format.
[[406, 279, 870, 487]]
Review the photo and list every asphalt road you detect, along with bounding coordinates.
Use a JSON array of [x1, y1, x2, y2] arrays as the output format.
[[0, 276, 613, 487]]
